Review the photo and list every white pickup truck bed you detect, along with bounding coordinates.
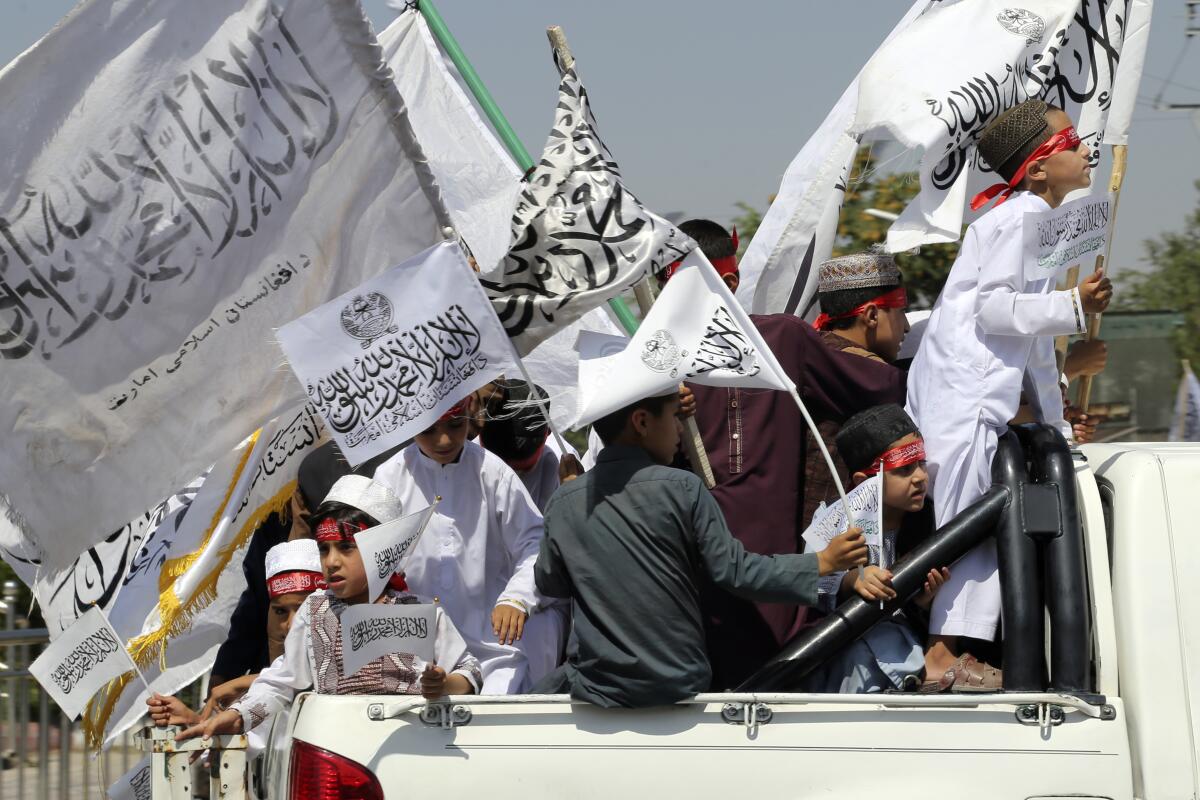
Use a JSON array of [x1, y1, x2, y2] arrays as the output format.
[[254, 442, 1200, 800]]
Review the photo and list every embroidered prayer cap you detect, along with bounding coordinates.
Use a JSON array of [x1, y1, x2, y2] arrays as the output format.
[[264, 539, 324, 597], [978, 99, 1050, 175], [817, 252, 901, 294], [835, 404, 919, 474], [479, 380, 550, 467], [321, 475, 405, 525]]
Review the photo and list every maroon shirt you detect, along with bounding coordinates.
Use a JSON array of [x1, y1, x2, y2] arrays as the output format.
[[687, 314, 906, 689]]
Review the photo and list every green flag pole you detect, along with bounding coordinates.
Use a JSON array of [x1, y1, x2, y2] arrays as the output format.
[[416, 0, 641, 335]]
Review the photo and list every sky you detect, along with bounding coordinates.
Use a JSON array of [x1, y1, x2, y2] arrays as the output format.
[[3, 0, 1198, 279]]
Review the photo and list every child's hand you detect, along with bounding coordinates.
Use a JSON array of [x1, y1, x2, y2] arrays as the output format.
[[1078, 267, 1113, 314], [853, 566, 896, 602], [420, 664, 448, 699], [492, 604, 527, 645], [914, 567, 951, 610], [1066, 407, 1102, 444], [146, 693, 200, 728], [817, 528, 869, 576], [176, 708, 243, 742], [1064, 339, 1108, 380], [677, 384, 697, 418]]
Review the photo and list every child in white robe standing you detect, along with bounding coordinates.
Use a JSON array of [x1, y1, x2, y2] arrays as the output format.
[[374, 394, 552, 693], [906, 99, 1112, 690]]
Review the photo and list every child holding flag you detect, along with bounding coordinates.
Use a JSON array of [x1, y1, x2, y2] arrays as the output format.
[[906, 99, 1113, 689], [177, 476, 480, 741], [801, 405, 950, 693], [373, 395, 554, 693]]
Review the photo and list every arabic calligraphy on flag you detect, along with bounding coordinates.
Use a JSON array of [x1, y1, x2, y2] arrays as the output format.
[[0, 0, 451, 573], [277, 242, 517, 466], [479, 51, 692, 355], [575, 251, 792, 428]]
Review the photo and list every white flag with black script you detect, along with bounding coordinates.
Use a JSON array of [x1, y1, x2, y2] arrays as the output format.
[[340, 603, 437, 677], [575, 251, 792, 428], [277, 241, 517, 466], [107, 756, 151, 800], [479, 50, 692, 355], [354, 504, 437, 603], [0, 0, 452, 574], [853, 0, 1148, 251], [29, 606, 138, 720]]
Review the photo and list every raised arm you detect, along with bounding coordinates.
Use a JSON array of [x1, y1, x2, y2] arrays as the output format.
[[972, 225, 1085, 338]]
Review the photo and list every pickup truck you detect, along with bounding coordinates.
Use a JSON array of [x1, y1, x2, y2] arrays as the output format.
[[249, 433, 1199, 800]]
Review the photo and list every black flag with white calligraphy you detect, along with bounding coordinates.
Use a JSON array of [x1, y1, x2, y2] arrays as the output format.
[[479, 51, 693, 355]]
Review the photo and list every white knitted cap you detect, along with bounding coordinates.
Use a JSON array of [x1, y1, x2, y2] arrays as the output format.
[[321, 475, 405, 524]]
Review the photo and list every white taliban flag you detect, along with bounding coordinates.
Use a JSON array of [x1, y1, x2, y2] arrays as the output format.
[[575, 251, 791, 427], [1169, 362, 1200, 443], [29, 606, 141, 721], [479, 50, 692, 355], [355, 504, 437, 604], [378, 9, 523, 272], [736, 0, 934, 317], [341, 603, 438, 677], [107, 755, 151, 800], [0, 0, 452, 573], [803, 472, 885, 609], [276, 241, 518, 467], [853, 0, 1151, 251], [80, 406, 328, 748]]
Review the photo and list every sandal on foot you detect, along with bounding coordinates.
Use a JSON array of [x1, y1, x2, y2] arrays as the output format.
[[920, 654, 1003, 693]]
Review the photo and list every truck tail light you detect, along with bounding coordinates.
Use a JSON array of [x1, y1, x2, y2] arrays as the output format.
[[289, 739, 384, 800]]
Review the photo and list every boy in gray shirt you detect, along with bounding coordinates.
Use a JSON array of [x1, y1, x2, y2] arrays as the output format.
[[533, 389, 868, 707]]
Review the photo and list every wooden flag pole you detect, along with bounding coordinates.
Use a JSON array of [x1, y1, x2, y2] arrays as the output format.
[[418, 0, 640, 336], [1075, 144, 1129, 411], [546, 25, 715, 489]]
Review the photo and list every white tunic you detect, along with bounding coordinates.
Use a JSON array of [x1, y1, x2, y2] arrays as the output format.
[[373, 441, 549, 693], [906, 191, 1085, 639]]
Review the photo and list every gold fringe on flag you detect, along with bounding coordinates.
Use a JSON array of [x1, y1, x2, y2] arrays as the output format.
[[82, 430, 302, 748]]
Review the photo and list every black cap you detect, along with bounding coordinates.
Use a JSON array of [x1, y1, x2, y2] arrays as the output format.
[[835, 404, 919, 474], [479, 380, 550, 465]]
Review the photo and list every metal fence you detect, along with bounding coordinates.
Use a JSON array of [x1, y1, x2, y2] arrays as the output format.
[[0, 582, 206, 800]]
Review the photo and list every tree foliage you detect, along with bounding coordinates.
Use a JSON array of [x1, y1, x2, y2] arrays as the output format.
[[834, 147, 959, 308], [1119, 180, 1200, 364]]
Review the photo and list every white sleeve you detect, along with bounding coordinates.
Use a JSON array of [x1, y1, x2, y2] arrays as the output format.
[[228, 601, 314, 731], [434, 607, 482, 693], [493, 470, 545, 612], [1023, 337, 1072, 440], [972, 224, 1086, 338]]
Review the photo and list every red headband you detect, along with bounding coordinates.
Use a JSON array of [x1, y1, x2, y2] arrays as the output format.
[[506, 442, 546, 475], [267, 571, 324, 598], [861, 439, 926, 477], [662, 228, 739, 282], [437, 397, 472, 424], [970, 126, 1082, 211], [314, 518, 368, 543], [813, 286, 908, 331]]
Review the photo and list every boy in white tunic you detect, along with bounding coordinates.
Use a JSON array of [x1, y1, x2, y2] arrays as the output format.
[[374, 395, 552, 693], [906, 100, 1112, 689]]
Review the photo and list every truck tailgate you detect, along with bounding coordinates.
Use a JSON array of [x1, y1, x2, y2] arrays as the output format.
[[286, 692, 1132, 799]]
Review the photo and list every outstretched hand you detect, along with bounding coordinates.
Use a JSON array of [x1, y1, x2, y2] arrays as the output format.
[[817, 528, 869, 576], [914, 567, 951, 610], [176, 707, 243, 743], [492, 604, 527, 645], [146, 693, 200, 728]]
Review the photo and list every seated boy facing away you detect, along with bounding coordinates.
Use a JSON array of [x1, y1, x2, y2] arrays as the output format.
[[177, 476, 480, 741], [801, 405, 951, 694], [532, 390, 870, 707], [906, 99, 1113, 690]]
